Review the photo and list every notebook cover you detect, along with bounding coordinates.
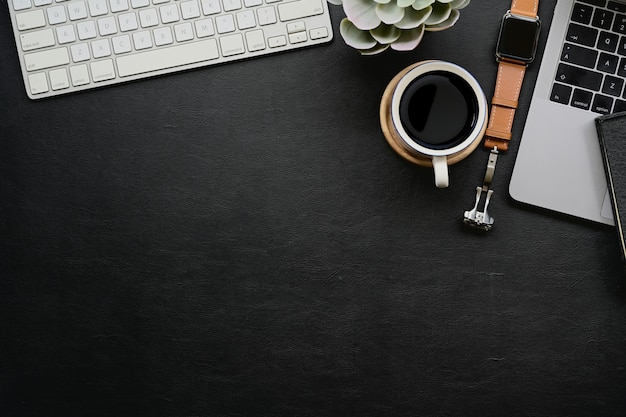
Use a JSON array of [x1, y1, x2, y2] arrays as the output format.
[[596, 111, 626, 264]]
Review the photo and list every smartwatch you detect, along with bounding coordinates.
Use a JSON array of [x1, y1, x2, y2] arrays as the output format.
[[484, 0, 540, 151]]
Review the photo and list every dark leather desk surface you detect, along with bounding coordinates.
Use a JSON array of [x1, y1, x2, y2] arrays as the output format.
[[2, 1, 626, 416]]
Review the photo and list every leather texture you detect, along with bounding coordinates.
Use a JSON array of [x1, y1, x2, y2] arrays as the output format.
[[2, 1, 626, 417], [596, 112, 626, 265], [484, 61, 526, 150], [512, 0, 539, 17]]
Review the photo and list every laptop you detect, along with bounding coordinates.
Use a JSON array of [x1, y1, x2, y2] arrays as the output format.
[[509, 0, 626, 226]]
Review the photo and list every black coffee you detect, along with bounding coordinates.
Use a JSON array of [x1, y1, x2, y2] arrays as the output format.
[[399, 71, 478, 150]]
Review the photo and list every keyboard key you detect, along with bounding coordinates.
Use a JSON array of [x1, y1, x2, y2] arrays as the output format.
[[90, 59, 115, 82], [174, 22, 194, 41], [109, 0, 129, 12], [24, 47, 70, 71], [310, 26, 328, 40], [13, 0, 32, 11], [118, 12, 139, 31], [550, 82, 572, 104], [201, 0, 220, 14], [15, 9, 46, 30], [236, 9, 255, 29], [566, 23, 598, 47], [97, 16, 117, 35], [159, 4, 180, 23], [613, 13, 626, 33], [571, 3, 593, 24], [220, 33, 245, 55], [597, 51, 619, 72], [112, 34, 132, 53], [257, 6, 276, 25], [88, 0, 108, 15], [618, 35, 626, 55], [561, 42, 598, 68], [602, 74, 624, 95], [216, 14, 235, 33], [245, 29, 265, 51], [222, 0, 241, 12], [77, 20, 97, 39], [68, 0, 88, 20], [28, 72, 49, 94], [571, 88, 593, 109], [56, 24, 76, 44], [592, 8, 614, 29], [598, 30, 619, 51], [116, 39, 219, 76], [47, 5, 67, 24], [69, 64, 90, 85], [592, 93, 613, 113], [194, 18, 215, 37], [608, 1, 626, 12], [91, 38, 111, 57], [278, 0, 323, 21], [70, 42, 91, 61], [153, 26, 173, 45], [20, 28, 55, 51], [49, 67, 70, 90], [132, 30, 152, 49], [180, 0, 201, 19], [556, 62, 603, 90]]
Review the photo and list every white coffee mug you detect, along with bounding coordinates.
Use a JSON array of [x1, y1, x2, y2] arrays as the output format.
[[380, 61, 488, 188]]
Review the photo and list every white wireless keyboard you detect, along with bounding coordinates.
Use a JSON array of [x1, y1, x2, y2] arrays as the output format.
[[6, 0, 333, 99]]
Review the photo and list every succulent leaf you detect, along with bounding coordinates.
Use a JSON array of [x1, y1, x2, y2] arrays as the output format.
[[339, 18, 379, 49], [342, 0, 382, 30], [370, 24, 402, 44], [396, 0, 413, 7], [425, 8, 459, 31], [390, 26, 425, 51], [424, 1, 451, 25], [375, 1, 405, 25], [374, 0, 392, 4], [449, 0, 470, 9], [411, 0, 434, 11], [360, 43, 391, 55], [395, 6, 430, 29]]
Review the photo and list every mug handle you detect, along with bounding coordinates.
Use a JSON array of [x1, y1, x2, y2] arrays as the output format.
[[432, 156, 449, 188]]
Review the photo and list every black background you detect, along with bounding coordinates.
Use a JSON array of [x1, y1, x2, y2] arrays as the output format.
[[2, 1, 626, 416]]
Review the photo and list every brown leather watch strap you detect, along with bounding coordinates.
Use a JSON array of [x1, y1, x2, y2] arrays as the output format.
[[484, 61, 526, 151], [484, 0, 538, 151], [511, 0, 539, 18]]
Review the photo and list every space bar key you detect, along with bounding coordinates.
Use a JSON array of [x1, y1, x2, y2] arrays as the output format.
[[117, 39, 219, 77]]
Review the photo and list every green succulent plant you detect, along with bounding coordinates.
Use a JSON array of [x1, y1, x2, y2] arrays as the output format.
[[327, 0, 471, 54]]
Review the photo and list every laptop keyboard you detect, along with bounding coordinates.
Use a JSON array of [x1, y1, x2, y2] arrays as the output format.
[[551, 0, 626, 114], [7, 0, 333, 99]]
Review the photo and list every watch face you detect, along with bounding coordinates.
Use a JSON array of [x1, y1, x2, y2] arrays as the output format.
[[497, 13, 540, 64]]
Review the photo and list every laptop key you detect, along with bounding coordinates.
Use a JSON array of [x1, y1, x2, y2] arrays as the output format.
[[556, 62, 603, 90], [598, 30, 619, 51], [571, 88, 594, 110], [578, 0, 607, 6], [592, 9, 614, 29], [562, 42, 598, 67], [597, 51, 619, 72], [566, 23, 598, 47], [608, 1, 626, 13], [550, 83, 573, 104], [572, 3, 593, 24], [602, 74, 624, 95], [591, 93, 614, 113]]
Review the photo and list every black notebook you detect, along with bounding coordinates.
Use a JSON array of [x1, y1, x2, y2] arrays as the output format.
[[596, 112, 626, 264]]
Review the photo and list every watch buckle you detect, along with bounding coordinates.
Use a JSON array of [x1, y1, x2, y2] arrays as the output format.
[[463, 147, 498, 231]]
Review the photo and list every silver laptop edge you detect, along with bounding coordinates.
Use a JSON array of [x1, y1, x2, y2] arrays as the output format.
[[510, 0, 621, 226]]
